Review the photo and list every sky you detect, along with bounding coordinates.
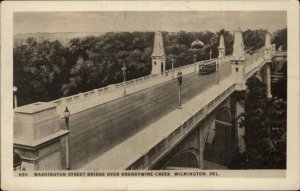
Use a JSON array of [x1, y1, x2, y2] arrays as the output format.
[[14, 11, 287, 34]]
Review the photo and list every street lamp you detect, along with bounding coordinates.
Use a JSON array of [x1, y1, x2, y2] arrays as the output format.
[[193, 54, 197, 72], [64, 107, 70, 170], [171, 58, 175, 79], [121, 61, 127, 96], [13, 86, 17, 108], [177, 71, 183, 109], [217, 59, 220, 85]]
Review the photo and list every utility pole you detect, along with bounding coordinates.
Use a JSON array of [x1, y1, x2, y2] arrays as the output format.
[[217, 60, 220, 85], [194, 54, 197, 72], [121, 61, 127, 96], [172, 58, 174, 79]]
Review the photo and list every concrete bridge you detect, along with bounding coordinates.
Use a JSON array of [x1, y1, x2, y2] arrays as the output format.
[[13, 30, 286, 171]]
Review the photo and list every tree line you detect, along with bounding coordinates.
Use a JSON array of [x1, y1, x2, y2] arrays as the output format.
[[14, 28, 287, 106]]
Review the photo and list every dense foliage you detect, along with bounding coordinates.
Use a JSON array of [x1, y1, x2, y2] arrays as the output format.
[[272, 28, 287, 50], [230, 73, 287, 169], [13, 28, 286, 106], [243, 29, 268, 51], [163, 29, 234, 70]]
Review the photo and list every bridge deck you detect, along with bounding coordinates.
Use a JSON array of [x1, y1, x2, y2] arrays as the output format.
[[81, 76, 234, 170], [62, 52, 268, 169], [62, 60, 232, 169]]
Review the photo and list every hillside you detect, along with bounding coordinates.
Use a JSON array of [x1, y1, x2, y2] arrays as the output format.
[[14, 32, 105, 47]]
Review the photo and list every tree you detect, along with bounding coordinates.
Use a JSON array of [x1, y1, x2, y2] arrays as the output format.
[[13, 30, 254, 105], [13, 39, 71, 106], [272, 28, 287, 50], [61, 32, 154, 96], [230, 76, 286, 169], [243, 29, 267, 51]]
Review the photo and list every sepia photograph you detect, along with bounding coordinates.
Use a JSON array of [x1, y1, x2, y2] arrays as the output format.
[[1, 1, 299, 190], [12, 10, 288, 171]]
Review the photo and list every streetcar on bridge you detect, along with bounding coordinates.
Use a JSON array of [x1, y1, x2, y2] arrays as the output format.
[[199, 60, 217, 74]]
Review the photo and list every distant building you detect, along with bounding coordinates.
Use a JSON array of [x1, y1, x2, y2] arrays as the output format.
[[191, 39, 205, 49]]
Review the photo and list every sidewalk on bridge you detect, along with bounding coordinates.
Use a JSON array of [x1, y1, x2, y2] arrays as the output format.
[[81, 75, 234, 170]]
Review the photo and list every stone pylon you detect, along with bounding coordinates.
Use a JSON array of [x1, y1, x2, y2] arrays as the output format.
[[218, 35, 225, 58], [151, 31, 166, 75], [231, 28, 246, 91], [232, 28, 245, 60], [264, 32, 272, 60], [265, 32, 272, 48]]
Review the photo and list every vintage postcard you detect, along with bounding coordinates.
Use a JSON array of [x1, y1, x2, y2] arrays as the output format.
[[1, 0, 299, 190]]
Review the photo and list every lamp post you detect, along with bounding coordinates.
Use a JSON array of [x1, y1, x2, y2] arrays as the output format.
[[217, 59, 220, 85], [172, 58, 174, 79], [64, 107, 70, 170], [121, 61, 127, 96], [209, 49, 212, 60], [13, 86, 17, 108], [194, 54, 197, 72], [177, 71, 183, 109]]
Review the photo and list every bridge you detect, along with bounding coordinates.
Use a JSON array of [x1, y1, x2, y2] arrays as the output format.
[[13, 30, 286, 171]]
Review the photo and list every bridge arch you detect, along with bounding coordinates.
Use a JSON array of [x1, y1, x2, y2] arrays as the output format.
[[203, 106, 232, 167], [162, 148, 199, 169]]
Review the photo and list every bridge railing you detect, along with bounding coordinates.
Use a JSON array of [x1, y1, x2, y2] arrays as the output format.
[[50, 73, 160, 107], [128, 82, 236, 170], [244, 48, 277, 80]]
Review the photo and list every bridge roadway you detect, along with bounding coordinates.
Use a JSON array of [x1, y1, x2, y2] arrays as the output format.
[[61, 52, 265, 169], [59, 59, 230, 169], [78, 52, 267, 170]]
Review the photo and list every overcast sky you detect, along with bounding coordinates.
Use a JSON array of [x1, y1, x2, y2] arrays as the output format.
[[14, 11, 287, 34]]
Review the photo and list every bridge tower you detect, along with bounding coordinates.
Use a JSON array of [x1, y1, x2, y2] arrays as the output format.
[[151, 31, 166, 75], [231, 28, 246, 91], [264, 32, 272, 60], [218, 34, 225, 58], [230, 28, 247, 155]]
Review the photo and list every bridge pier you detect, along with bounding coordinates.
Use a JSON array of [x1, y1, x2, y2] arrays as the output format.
[[230, 92, 246, 154], [198, 125, 205, 169], [266, 63, 272, 99], [264, 32, 273, 99]]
